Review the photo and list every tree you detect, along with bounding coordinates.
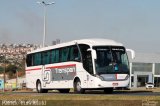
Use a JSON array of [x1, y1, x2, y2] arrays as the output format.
[[0, 66, 4, 74], [6, 64, 17, 79], [6, 64, 17, 73], [0, 55, 5, 63]]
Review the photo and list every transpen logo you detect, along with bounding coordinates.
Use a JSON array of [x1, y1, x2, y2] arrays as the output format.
[[55, 67, 76, 75]]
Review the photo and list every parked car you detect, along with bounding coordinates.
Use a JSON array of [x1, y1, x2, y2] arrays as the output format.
[[145, 82, 154, 89]]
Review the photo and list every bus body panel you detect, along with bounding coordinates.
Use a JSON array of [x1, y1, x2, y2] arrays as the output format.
[[26, 62, 89, 89], [26, 62, 129, 89], [26, 66, 42, 89], [89, 75, 129, 88], [81, 71, 129, 89]]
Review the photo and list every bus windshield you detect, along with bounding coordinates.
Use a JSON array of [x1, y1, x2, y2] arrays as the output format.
[[94, 46, 129, 74]]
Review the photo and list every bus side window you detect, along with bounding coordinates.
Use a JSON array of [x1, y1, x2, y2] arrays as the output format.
[[51, 49, 60, 63], [42, 51, 50, 65], [33, 54, 36, 66], [70, 46, 80, 62], [56, 49, 60, 62], [79, 44, 93, 75], [34, 53, 42, 66], [70, 46, 74, 61], [51, 50, 55, 63], [26, 54, 33, 66], [84, 51, 93, 75], [61, 47, 70, 62]]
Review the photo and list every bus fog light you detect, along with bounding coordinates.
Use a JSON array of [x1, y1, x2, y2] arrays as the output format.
[[98, 84, 101, 87]]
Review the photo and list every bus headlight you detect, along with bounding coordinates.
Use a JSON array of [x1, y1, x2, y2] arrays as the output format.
[[125, 75, 129, 80], [96, 75, 104, 81]]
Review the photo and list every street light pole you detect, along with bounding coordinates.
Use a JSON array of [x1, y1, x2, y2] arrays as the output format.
[[16, 68, 18, 89], [3, 56, 5, 92], [37, 1, 55, 47], [43, 5, 46, 48]]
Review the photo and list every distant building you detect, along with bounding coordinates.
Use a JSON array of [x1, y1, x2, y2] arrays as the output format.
[[128, 52, 160, 88], [52, 39, 61, 45], [0, 43, 40, 64], [0, 79, 4, 89]]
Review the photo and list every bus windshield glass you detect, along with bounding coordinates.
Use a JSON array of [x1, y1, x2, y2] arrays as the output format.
[[94, 46, 129, 74]]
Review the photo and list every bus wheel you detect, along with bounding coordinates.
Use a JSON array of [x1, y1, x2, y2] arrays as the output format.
[[104, 88, 113, 94], [74, 80, 85, 94], [36, 80, 48, 93], [58, 89, 70, 93]]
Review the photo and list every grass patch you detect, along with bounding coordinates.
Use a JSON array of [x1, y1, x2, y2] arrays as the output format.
[[0, 92, 160, 106], [0, 92, 160, 100]]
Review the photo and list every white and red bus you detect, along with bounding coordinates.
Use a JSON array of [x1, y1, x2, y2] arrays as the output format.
[[26, 38, 135, 93]]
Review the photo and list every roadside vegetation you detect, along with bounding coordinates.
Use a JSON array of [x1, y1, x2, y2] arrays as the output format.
[[0, 92, 160, 106], [0, 57, 25, 79], [0, 92, 160, 100]]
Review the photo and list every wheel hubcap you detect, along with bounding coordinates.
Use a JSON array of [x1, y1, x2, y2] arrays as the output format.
[[38, 83, 41, 91], [77, 82, 81, 91]]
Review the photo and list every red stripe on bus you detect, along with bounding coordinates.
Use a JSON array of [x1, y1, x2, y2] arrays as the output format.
[[26, 68, 42, 71], [26, 64, 76, 71], [115, 74, 117, 80], [46, 64, 76, 69]]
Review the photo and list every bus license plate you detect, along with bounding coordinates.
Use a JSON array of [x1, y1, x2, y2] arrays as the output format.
[[112, 83, 118, 87]]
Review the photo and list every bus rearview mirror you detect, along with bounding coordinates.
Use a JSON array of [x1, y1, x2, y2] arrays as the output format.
[[92, 50, 97, 60], [126, 49, 135, 59], [87, 49, 97, 60]]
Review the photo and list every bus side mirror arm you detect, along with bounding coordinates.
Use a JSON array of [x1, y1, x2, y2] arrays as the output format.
[[126, 49, 135, 59]]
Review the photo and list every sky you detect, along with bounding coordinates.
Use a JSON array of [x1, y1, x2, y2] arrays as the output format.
[[0, 0, 160, 53]]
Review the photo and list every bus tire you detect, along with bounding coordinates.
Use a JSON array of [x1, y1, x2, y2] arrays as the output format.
[[104, 88, 113, 94], [74, 79, 85, 94], [58, 89, 70, 93], [36, 80, 48, 93]]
